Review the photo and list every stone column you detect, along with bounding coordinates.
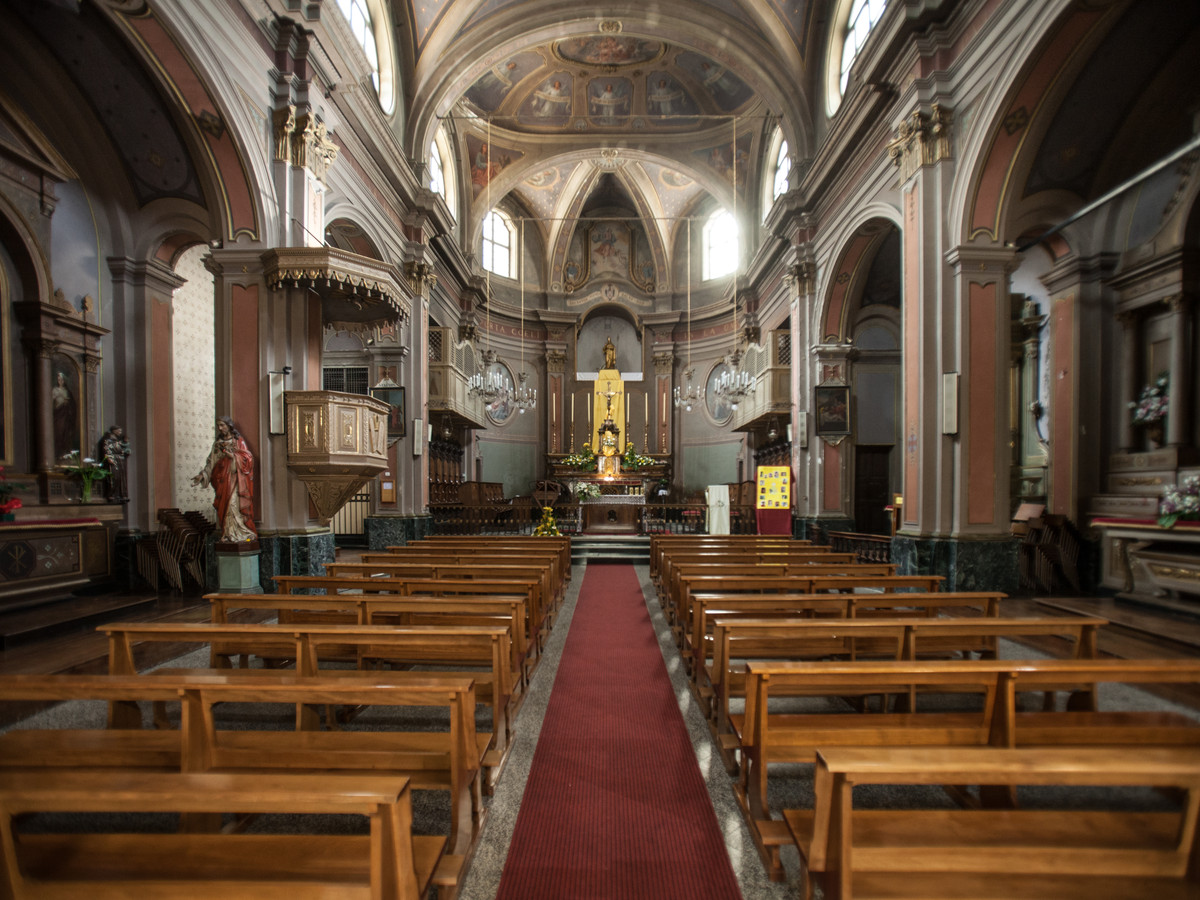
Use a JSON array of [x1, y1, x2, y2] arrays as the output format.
[[653, 351, 674, 454], [546, 348, 567, 454], [107, 257, 187, 530], [1167, 296, 1191, 448], [1116, 310, 1140, 452], [30, 339, 56, 473]]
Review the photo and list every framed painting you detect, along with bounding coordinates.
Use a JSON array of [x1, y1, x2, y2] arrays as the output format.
[[371, 386, 406, 437], [814, 384, 851, 436]]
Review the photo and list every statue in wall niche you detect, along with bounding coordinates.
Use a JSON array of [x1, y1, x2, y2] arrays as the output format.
[[602, 336, 617, 371], [51, 370, 77, 461], [99, 425, 131, 503], [193, 416, 257, 543]]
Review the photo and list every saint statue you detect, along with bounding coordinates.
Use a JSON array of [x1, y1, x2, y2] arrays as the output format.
[[192, 416, 257, 542], [99, 425, 131, 503], [602, 336, 617, 371]]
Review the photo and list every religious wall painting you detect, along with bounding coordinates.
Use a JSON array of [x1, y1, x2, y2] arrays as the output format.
[[645, 72, 698, 125], [463, 51, 542, 112], [631, 230, 656, 293], [706, 362, 734, 424], [815, 384, 851, 436], [485, 360, 516, 425], [369, 385, 406, 438], [675, 52, 754, 110], [694, 135, 753, 194], [587, 78, 632, 127], [466, 136, 522, 197], [555, 36, 662, 67], [519, 73, 573, 126], [589, 221, 631, 278], [50, 354, 81, 461]]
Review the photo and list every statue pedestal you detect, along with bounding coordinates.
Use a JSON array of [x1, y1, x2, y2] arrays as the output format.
[[214, 540, 261, 593]]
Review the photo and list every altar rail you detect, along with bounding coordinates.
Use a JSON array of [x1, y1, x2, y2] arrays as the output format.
[[426, 501, 759, 535]]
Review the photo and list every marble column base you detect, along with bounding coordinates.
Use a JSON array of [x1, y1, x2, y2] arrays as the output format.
[[255, 531, 336, 592], [364, 515, 433, 550], [892, 533, 1018, 593], [215, 541, 261, 594]]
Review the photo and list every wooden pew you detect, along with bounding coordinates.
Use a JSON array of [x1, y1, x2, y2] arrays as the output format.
[[0, 671, 484, 858], [656, 548, 852, 599], [323, 562, 555, 647], [272, 575, 543, 670], [706, 615, 1107, 766], [680, 586, 969, 667], [207, 591, 531, 692], [668, 567, 933, 632], [785, 746, 1200, 900], [734, 657, 1200, 880], [650, 535, 810, 582], [0, 769, 457, 899], [665, 561, 895, 621], [98, 621, 510, 784], [414, 535, 571, 586], [385, 540, 571, 591]]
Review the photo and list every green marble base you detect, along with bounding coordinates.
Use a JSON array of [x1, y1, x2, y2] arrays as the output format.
[[215, 542, 261, 594], [892, 533, 1018, 593]]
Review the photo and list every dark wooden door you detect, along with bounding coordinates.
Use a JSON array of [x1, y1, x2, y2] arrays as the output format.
[[854, 446, 892, 535]]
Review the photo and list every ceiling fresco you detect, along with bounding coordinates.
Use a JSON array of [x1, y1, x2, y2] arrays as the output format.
[[459, 39, 756, 133]]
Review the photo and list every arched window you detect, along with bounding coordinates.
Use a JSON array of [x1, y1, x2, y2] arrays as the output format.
[[772, 139, 790, 202], [826, 0, 888, 115], [429, 128, 457, 222], [335, 0, 396, 115], [482, 210, 515, 278], [840, 0, 888, 95], [429, 141, 445, 199], [702, 209, 738, 281]]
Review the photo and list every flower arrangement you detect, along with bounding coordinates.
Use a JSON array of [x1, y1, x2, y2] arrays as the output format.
[[562, 442, 596, 468], [1130, 373, 1169, 426], [1159, 474, 1200, 529], [622, 441, 654, 471], [532, 505, 562, 537], [61, 450, 109, 502], [0, 467, 29, 517], [572, 481, 601, 500]]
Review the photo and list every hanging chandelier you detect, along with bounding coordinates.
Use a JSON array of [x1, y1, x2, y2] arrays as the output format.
[[468, 117, 513, 410], [710, 115, 755, 412], [513, 218, 537, 414], [675, 217, 703, 413]]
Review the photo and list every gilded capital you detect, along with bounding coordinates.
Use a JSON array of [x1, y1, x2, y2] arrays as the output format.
[[546, 349, 568, 373], [887, 104, 952, 181], [653, 352, 675, 375]]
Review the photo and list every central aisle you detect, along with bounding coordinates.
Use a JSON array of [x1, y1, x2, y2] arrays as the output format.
[[495, 563, 744, 900]]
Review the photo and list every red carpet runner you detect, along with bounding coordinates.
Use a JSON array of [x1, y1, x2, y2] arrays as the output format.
[[495, 564, 744, 900]]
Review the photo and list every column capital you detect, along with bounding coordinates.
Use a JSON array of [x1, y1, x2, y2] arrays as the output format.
[[887, 103, 953, 181]]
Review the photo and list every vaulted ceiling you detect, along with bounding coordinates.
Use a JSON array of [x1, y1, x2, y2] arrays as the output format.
[[395, 0, 823, 294]]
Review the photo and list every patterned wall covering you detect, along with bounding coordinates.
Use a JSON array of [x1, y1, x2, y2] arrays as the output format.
[[171, 244, 216, 519]]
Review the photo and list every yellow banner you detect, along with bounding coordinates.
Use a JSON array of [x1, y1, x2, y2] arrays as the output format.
[[756, 466, 791, 510]]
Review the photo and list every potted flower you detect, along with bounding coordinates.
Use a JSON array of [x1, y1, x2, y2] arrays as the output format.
[[0, 467, 28, 521], [1130, 373, 1169, 447], [532, 505, 562, 537], [572, 481, 601, 500], [1159, 475, 1200, 529], [61, 450, 109, 502], [562, 442, 596, 469]]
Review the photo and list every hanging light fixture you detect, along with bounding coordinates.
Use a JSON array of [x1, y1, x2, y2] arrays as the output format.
[[711, 114, 756, 412], [468, 117, 512, 409], [513, 217, 537, 414], [674, 217, 703, 412]]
